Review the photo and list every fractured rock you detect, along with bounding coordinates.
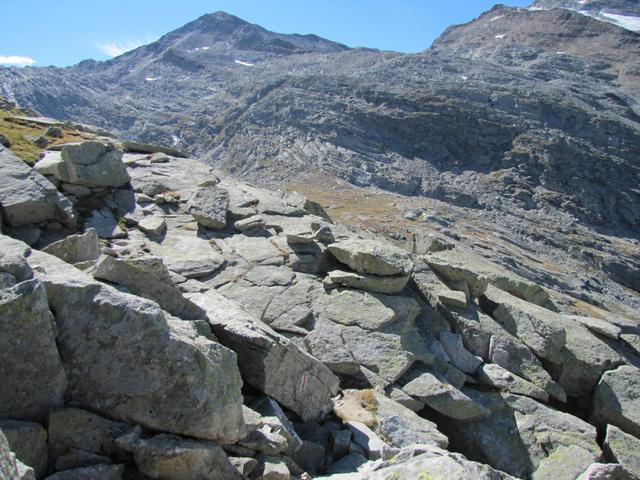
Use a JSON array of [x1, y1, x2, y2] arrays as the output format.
[[326, 269, 409, 294], [327, 239, 414, 276], [187, 186, 229, 229], [42, 229, 100, 265], [592, 365, 640, 438], [604, 424, 640, 478], [43, 464, 124, 480], [0, 420, 47, 478], [58, 142, 130, 188], [477, 363, 549, 402]]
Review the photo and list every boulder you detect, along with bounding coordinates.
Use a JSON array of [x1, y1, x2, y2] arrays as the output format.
[[568, 315, 622, 340], [54, 450, 112, 472], [327, 239, 414, 276], [0, 278, 67, 422], [58, 142, 130, 188], [439, 331, 483, 374], [576, 463, 631, 480], [604, 424, 640, 478], [42, 229, 100, 265], [532, 445, 600, 480], [1, 430, 35, 480], [477, 363, 549, 402], [0, 147, 75, 228], [440, 392, 601, 479], [43, 464, 124, 480], [234, 215, 266, 232], [92, 255, 206, 320], [187, 186, 229, 229], [85, 208, 126, 239], [0, 421, 47, 479], [423, 253, 489, 299], [137, 215, 166, 236], [48, 408, 130, 461], [188, 290, 339, 421], [30, 249, 246, 443], [592, 365, 640, 438], [326, 269, 409, 294], [256, 456, 290, 480], [115, 427, 241, 480]]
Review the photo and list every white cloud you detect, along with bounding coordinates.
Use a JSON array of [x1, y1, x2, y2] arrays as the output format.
[[0, 55, 36, 66], [97, 39, 146, 57]]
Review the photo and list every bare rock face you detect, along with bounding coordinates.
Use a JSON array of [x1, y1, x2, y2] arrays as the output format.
[[0, 147, 75, 228], [29, 249, 246, 443], [188, 289, 340, 421], [0, 276, 67, 422]]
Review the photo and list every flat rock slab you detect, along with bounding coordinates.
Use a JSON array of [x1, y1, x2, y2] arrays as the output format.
[[188, 290, 339, 421], [328, 239, 414, 276], [0, 147, 75, 228], [604, 425, 640, 478], [42, 229, 100, 264], [30, 249, 246, 443], [326, 269, 410, 294]]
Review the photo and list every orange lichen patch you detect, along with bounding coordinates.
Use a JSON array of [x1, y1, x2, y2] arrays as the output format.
[[333, 389, 379, 428]]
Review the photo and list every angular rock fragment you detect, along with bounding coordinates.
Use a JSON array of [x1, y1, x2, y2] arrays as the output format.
[[326, 269, 409, 294], [58, 142, 130, 188], [592, 365, 640, 438], [1, 430, 35, 480], [31, 250, 245, 443], [328, 239, 414, 276], [0, 420, 47, 479], [604, 424, 640, 479], [42, 229, 100, 264], [43, 464, 124, 480], [187, 186, 229, 229], [477, 363, 549, 401]]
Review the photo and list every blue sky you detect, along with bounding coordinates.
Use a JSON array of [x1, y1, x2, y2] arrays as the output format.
[[1, 0, 530, 67]]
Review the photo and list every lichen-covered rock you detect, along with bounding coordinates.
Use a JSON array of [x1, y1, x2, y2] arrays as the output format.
[[604, 424, 640, 479], [58, 142, 130, 188], [42, 229, 100, 265], [188, 289, 339, 421], [327, 239, 414, 276], [30, 250, 246, 443], [116, 427, 241, 480], [592, 365, 640, 438], [0, 420, 48, 478], [0, 277, 67, 422], [187, 186, 229, 229]]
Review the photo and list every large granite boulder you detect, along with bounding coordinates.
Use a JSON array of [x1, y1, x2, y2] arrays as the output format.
[[188, 289, 339, 421], [58, 142, 130, 188], [592, 365, 640, 438], [0, 147, 75, 228], [604, 424, 640, 479], [0, 421, 47, 479], [187, 185, 229, 229], [0, 276, 67, 422], [29, 249, 246, 443], [327, 239, 414, 276]]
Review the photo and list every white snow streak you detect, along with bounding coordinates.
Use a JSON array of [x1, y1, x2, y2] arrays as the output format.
[[234, 59, 255, 67]]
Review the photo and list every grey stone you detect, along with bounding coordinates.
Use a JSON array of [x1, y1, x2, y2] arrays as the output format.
[[532, 445, 600, 480], [577, 463, 632, 480], [48, 408, 130, 460], [42, 229, 100, 264], [188, 289, 340, 421], [331, 430, 352, 460], [324, 452, 367, 475], [346, 421, 388, 460], [234, 215, 266, 232], [326, 269, 409, 294], [0, 278, 66, 422], [116, 427, 241, 480], [229, 457, 258, 477], [43, 464, 124, 480], [567, 315, 622, 340], [137, 215, 166, 236], [327, 239, 414, 276], [1, 430, 36, 480], [440, 331, 483, 374], [93, 255, 206, 320], [85, 208, 126, 239], [54, 450, 112, 472], [0, 148, 75, 228], [257, 456, 290, 480], [604, 424, 640, 479], [187, 186, 229, 229], [592, 365, 640, 439], [477, 363, 549, 402], [59, 142, 129, 188], [424, 253, 490, 299], [0, 421, 47, 478], [31, 249, 246, 443], [252, 397, 303, 455]]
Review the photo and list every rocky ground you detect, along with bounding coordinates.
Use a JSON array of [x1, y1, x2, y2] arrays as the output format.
[[1, 130, 640, 479]]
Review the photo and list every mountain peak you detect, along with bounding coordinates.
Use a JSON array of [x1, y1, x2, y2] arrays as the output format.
[[530, 0, 640, 31]]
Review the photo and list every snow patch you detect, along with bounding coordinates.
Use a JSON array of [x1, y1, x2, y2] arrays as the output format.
[[202, 46, 210, 50], [490, 15, 505, 22], [235, 59, 255, 67], [600, 12, 640, 31], [171, 135, 180, 146], [145, 77, 160, 82], [460, 75, 469, 80], [495, 33, 506, 39]]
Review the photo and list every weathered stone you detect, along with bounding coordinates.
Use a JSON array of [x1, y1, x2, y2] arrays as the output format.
[[85, 208, 126, 239], [42, 229, 100, 264], [325, 452, 367, 475], [604, 424, 640, 479], [1, 430, 35, 480], [0, 147, 75, 228], [532, 445, 600, 480], [480, 285, 566, 360], [137, 215, 166, 236], [54, 450, 112, 472], [386, 385, 426, 412], [31, 250, 245, 443], [403, 371, 489, 420], [441, 392, 601, 479], [48, 408, 130, 460], [188, 289, 339, 421], [440, 331, 483, 374], [327, 239, 414, 276], [93, 255, 205, 320], [326, 269, 409, 294], [116, 427, 241, 480], [424, 253, 490, 299], [252, 397, 303, 455], [0, 421, 47, 479], [0, 278, 67, 422], [45, 126, 64, 138], [59, 142, 129, 188], [187, 186, 229, 229], [346, 421, 388, 460], [592, 365, 640, 438], [234, 215, 266, 232], [331, 430, 352, 460], [577, 463, 631, 480], [567, 315, 622, 340], [477, 363, 549, 402], [257, 456, 290, 480], [43, 464, 124, 480]]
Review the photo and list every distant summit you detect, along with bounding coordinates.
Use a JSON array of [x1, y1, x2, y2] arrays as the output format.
[[531, 0, 640, 31]]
